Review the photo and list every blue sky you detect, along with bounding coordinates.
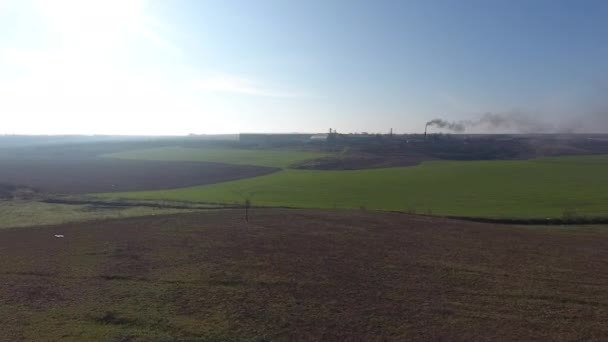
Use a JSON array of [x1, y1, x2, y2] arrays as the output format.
[[1, 0, 607, 134]]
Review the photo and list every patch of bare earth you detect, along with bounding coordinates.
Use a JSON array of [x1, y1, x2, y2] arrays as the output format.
[[0, 158, 277, 194], [0, 209, 607, 340]]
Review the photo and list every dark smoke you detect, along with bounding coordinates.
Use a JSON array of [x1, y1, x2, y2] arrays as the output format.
[[427, 110, 608, 134], [425, 79, 608, 134], [426, 112, 553, 133], [425, 119, 466, 133]]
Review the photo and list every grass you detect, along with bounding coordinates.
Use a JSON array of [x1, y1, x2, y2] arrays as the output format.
[[100, 155, 608, 218], [0, 200, 195, 229], [103, 146, 329, 168]]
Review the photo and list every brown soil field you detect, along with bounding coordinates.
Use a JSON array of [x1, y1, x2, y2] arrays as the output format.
[[0, 158, 277, 194], [1, 209, 607, 341]]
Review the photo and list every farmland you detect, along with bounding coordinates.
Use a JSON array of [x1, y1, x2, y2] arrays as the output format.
[[104, 146, 329, 168], [102, 154, 608, 218], [1, 209, 607, 340], [0, 158, 277, 194], [1, 138, 608, 340]]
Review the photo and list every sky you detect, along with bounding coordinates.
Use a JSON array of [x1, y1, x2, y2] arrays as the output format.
[[1, 0, 607, 135]]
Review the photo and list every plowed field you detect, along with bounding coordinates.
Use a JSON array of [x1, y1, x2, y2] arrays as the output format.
[[0, 158, 277, 194], [1, 209, 606, 340]]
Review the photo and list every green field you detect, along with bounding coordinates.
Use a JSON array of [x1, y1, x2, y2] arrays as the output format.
[[104, 146, 329, 168], [100, 154, 608, 218]]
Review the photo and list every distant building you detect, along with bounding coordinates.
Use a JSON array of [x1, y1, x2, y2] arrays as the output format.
[[309, 134, 329, 141], [239, 133, 313, 145]]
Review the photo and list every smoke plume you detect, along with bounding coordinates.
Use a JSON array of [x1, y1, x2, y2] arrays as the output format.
[[426, 110, 608, 134], [425, 119, 466, 133], [426, 112, 556, 134]]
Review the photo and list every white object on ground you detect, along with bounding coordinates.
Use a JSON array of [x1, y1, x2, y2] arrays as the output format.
[[54, 234, 65, 238]]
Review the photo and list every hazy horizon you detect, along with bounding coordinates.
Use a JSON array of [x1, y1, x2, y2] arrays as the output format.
[[1, 0, 607, 135]]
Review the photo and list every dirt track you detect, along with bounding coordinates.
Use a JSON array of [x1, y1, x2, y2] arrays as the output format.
[[1, 209, 607, 340], [0, 158, 277, 194]]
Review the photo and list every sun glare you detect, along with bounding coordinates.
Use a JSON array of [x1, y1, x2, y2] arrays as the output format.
[[36, 0, 146, 48]]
